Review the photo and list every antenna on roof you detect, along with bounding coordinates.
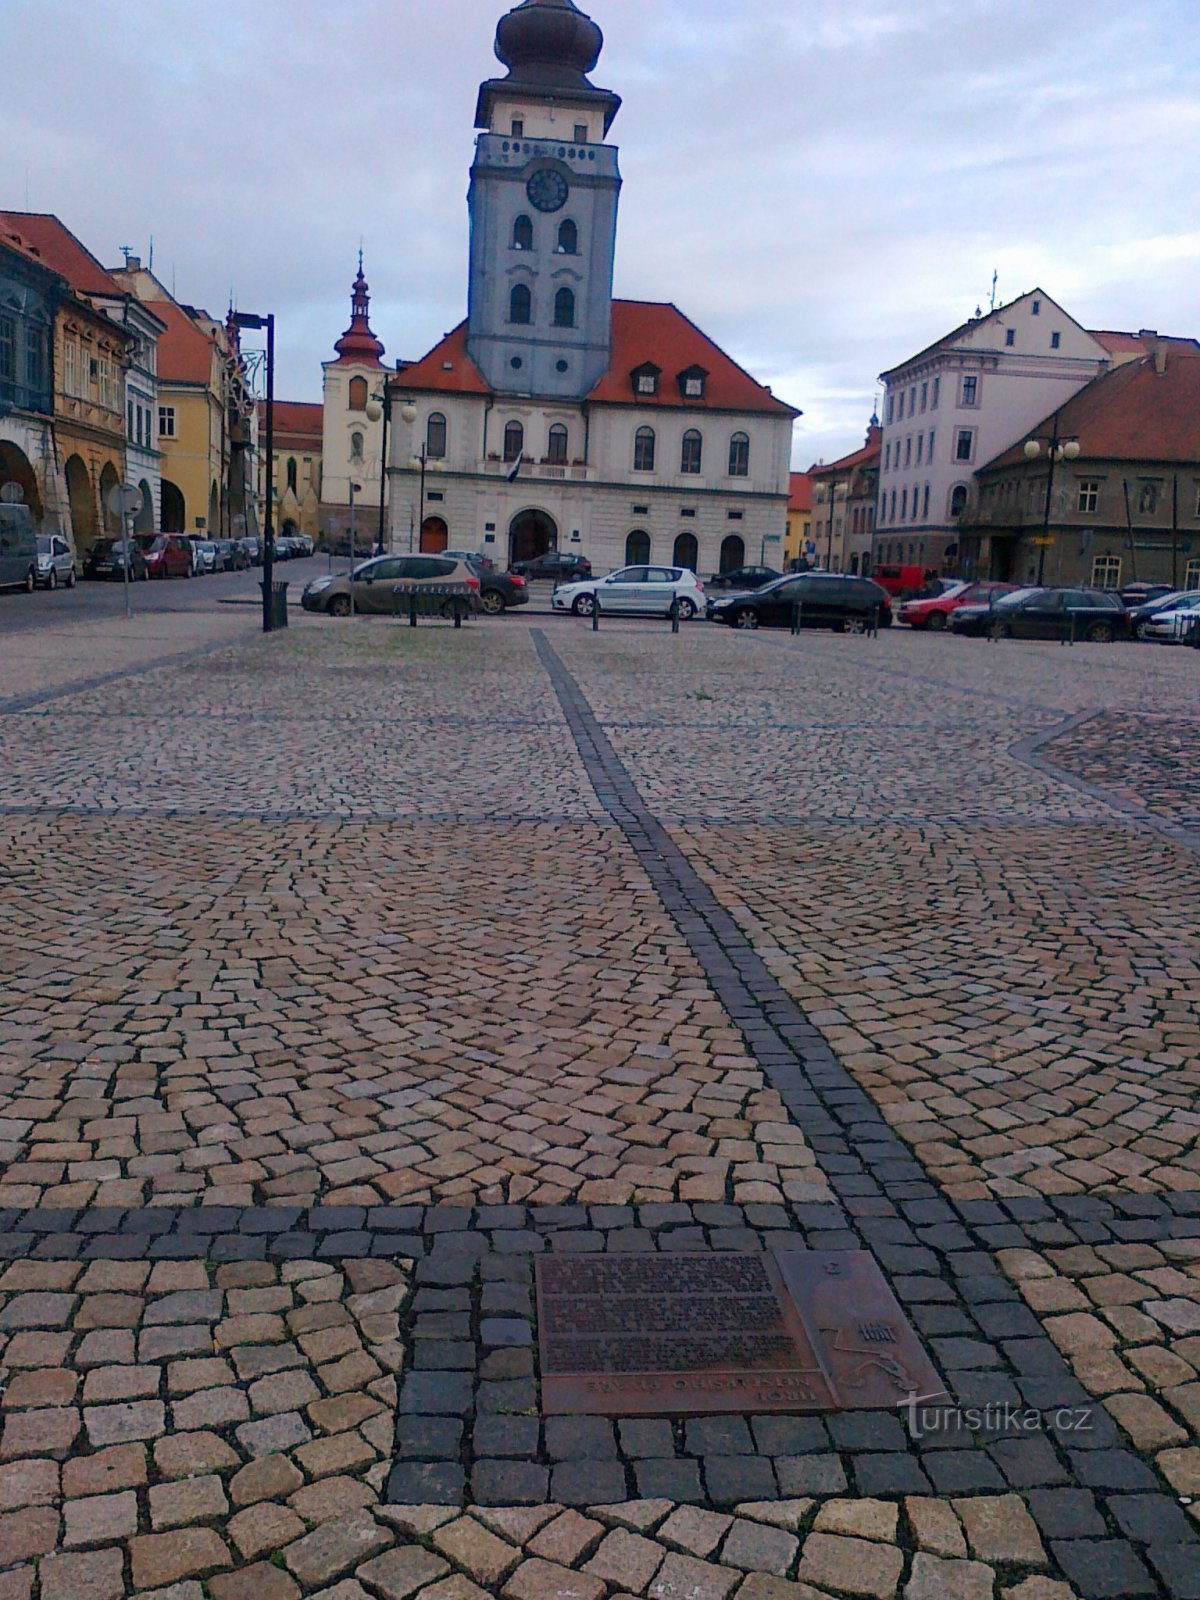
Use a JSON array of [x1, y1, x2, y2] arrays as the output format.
[[120, 245, 132, 267], [148, 235, 154, 272], [989, 269, 999, 312]]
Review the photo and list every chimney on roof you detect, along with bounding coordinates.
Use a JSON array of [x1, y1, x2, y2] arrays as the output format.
[[1154, 343, 1168, 375], [1139, 328, 1158, 338], [126, 256, 141, 271]]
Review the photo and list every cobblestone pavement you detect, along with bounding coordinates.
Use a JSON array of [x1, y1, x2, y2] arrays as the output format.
[[0, 608, 1197, 1597]]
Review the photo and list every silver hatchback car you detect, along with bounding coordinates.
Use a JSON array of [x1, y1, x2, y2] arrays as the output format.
[[35, 533, 76, 590]]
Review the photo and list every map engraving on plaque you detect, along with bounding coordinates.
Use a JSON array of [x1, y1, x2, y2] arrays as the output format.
[[536, 1251, 947, 1418]]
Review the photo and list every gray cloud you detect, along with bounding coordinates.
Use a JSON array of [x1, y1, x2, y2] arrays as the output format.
[[4, 0, 1197, 466]]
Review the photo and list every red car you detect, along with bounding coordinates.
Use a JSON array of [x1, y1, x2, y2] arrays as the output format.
[[142, 535, 194, 579], [900, 581, 1017, 630]]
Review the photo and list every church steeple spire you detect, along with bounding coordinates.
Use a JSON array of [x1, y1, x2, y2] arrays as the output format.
[[333, 254, 385, 367]]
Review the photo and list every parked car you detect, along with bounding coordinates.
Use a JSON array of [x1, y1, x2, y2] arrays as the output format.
[[511, 551, 592, 582], [1120, 582, 1175, 610], [83, 539, 149, 582], [218, 539, 249, 571], [951, 586, 1128, 642], [193, 541, 218, 574], [900, 581, 1018, 630], [446, 548, 497, 572], [0, 502, 37, 592], [142, 535, 194, 579], [1140, 591, 1200, 643], [872, 563, 941, 600], [552, 564, 706, 619], [707, 564, 782, 592], [1127, 588, 1200, 639], [462, 556, 527, 614], [301, 554, 482, 617], [273, 537, 295, 560], [292, 534, 314, 557], [709, 572, 892, 631], [35, 533, 76, 590], [241, 537, 262, 566]]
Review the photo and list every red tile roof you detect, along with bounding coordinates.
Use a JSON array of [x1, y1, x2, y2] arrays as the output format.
[[152, 299, 220, 387], [396, 301, 799, 416], [809, 424, 882, 479], [260, 400, 323, 447], [983, 349, 1200, 471], [788, 472, 812, 512], [590, 302, 798, 415], [1090, 330, 1200, 360], [0, 211, 123, 299]]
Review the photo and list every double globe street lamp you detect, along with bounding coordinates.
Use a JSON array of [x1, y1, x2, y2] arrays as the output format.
[[1023, 415, 1080, 586]]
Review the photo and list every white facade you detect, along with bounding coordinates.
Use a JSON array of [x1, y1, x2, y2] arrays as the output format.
[[387, 385, 793, 574], [876, 291, 1111, 568], [321, 361, 387, 534], [112, 298, 164, 533]]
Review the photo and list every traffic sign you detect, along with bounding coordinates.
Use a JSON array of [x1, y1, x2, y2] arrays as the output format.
[[106, 483, 143, 518], [0, 482, 25, 505]]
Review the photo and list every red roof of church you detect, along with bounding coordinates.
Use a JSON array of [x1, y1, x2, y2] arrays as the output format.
[[261, 400, 323, 447], [0, 211, 124, 299], [395, 301, 798, 415]]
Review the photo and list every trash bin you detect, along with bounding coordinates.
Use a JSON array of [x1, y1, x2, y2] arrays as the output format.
[[261, 581, 289, 631]]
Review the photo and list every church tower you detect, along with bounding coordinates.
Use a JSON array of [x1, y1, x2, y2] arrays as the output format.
[[467, 0, 622, 400]]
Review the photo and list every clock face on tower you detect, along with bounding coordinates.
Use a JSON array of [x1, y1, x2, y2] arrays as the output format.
[[526, 168, 569, 214]]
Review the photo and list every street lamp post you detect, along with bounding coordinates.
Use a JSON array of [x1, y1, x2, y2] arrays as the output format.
[[365, 389, 392, 556], [1024, 414, 1080, 586], [399, 404, 425, 555], [231, 310, 275, 633], [347, 480, 363, 618]]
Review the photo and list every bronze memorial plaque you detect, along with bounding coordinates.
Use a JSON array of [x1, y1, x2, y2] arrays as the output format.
[[536, 1251, 947, 1417]]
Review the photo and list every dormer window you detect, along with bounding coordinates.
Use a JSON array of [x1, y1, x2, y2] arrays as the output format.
[[678, 365, 708, 401], [631, 362, 661, 398]]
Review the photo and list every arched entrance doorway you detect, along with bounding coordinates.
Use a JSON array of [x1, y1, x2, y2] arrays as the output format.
[[161, 480, 185, 532], [0, 443, 43, 526], [65, 455, 97, 552], [135, 480, 155, 533], [625, 529, 650, 565], [99, 462, 121, 536], [282, 518, 299, 538], [719, 534, 745, 574], [673, 532, 698, 572], [509, 508, 557, 567], [420, 516, 449, 554]]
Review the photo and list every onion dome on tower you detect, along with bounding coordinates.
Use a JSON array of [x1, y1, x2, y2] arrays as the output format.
[[332, 253, 386, 368], [476, 0, 621, 133]]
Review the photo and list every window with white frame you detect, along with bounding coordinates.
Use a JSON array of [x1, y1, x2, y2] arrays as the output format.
[[916, 435, 923, 466], [1077, 479, 1100, 514], [885, 393, 894, 424], [961, 374, 978, 407], [1185, 559, 1200, 589], [904, 437, 912, 467], [955, 428, 974, 462], [1091, 555, 1121, 590], [159, 405, 176, 438], [931, 376, 940, 407], [928, 428, 935, 459], [920, 381, 928, 412]]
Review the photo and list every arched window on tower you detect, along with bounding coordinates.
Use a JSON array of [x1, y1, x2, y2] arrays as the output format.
[[426, 413, 447, 460], [558, 219, 578, 255], [547, 424, 568, 464], [728, 432, 750, 478], [510, 284, 532, 325], [634, 426, 656, 473], [286, 457, 297, 494], [513, 215, 533, 251], [554, 288, 576, 328], [348, 376, 368, 411], [503, 421, 524, 463]]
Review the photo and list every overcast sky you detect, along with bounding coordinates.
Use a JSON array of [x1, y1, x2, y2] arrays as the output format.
[[5, 0, 1198, 467]]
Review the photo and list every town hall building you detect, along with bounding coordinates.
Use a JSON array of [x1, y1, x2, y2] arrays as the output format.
[[380, 0, 799, 575]]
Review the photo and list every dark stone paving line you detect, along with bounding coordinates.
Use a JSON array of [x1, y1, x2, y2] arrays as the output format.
[[0, 806, 604, 824], [0, 636, 254, 717], [1013, 711, 1200, 857], [530, 629, 1199, 1596]]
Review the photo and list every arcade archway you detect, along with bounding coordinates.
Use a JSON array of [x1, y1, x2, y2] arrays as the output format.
[[0, 442, 43, 525], [161, 480, 185, 531], [509, 508, 557, 567], [420, 516, 448, 554], [65, 455, 97, 551]]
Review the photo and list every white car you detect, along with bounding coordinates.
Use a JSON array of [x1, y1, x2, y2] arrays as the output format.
[[552, 564, 706, 619], [35, 533, 76, 590], [1142, 592, 1200, 643]]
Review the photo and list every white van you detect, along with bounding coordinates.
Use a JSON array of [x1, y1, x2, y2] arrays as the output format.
[[0, 503, 37, 593]]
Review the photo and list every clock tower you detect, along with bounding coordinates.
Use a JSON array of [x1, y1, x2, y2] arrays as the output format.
[[467, 0, 622, 400]]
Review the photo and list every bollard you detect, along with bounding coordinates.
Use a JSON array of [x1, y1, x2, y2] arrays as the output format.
[[791, 602, 802, 636], [872, 605, 880, 639], [1068, 611, 1077, 647], [454, 600, 463, 631], [409, 592, 418, 628], [592, 595, 600, 632], [670, 598, 680, 634]]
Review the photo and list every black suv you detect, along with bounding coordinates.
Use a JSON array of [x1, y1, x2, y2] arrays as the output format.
[[707, 564, 782, 591], [463, 556, 529, 614], [709, 573, 891, 631], [951, 586, 1129, 642], [510, 551, 592, 582]]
